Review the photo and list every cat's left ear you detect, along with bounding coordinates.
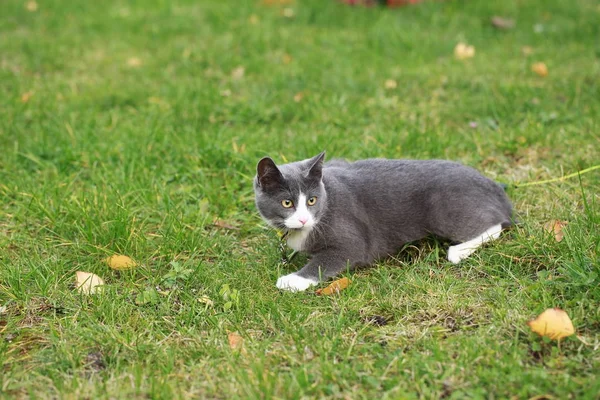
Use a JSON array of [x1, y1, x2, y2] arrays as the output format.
[[307, 151, 326, 180]]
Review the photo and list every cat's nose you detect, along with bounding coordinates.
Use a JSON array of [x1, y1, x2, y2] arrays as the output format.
[[298, 216, 308, 225]]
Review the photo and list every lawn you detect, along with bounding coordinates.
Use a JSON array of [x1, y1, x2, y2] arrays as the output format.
[[1, 0, 599, 398]]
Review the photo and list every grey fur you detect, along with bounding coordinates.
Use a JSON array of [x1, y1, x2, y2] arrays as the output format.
[[254, 152, 513, 282]]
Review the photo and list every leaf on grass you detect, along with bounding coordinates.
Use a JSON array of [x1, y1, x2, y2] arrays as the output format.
[[75, 271, 104, 295], [262, 0, 295, 4], [227, 332, 244, 351], [543, 220, 567, 242], [384, 79, 397, 89], [21, 92, 33, 103], [531, 62, 548, 77], [231, 66, 245, 80], [127, 57, 142, 67], [26, 1, 38, 12], [316, 277, 351, 296], [198, 295, 214, 307], [454, 43, 475, 60], [106, 254, 138, 270], [293, 92, 304, 102], [490, 16, 515, 30], [213, 219, 240, 230], [527, 308, 575, 340]]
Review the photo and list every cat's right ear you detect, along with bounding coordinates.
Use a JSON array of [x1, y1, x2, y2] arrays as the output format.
[[256, 157, 284, 191]]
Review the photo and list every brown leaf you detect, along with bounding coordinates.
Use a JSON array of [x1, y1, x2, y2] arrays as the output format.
[[490, 16, 515, 30], [316, 277, 351, 295], [106, 255, 137, 270], [227, 332, 244, 350], [384, 79, 397, 89], [282, 53, 293, 64], [531, 62, 548, 77], [231, 66, 245, 80], [213, 219, 239, 230], [75, 271, 104, 295], [26, 1, 38, 11], [527, 308, 575, 340], [126, 57, 142, 67], [293, 92, 304, 102], [543, 220, 567, 242], [21, 92, 33, 103]]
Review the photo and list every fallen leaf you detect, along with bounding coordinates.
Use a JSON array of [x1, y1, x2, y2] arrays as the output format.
[[75, 271, 104, 295], [262, 0, 295, 4], [531, 62, 548, 77], [282, 7, 295, 18], [231, 66, 245, 80], [293, 92, 304, 102], [220, 89, 232, 97], [316, 277, 351, 295], [106, 255, 138, 270], [521, 46, 534, 56], [248, 14, 260, 25], [26, 1, 38, 11], [384, 79, 397, 89], [543, 220, 567, 242], [527, 308, 575, 340], [490, 16, 515, 30], [198, 295, 214, 307], [213, 219, 239, 230], [21, 91, 33, 103], [454, 42, 475, 60], [227, 332, 244, 350], [127, 57, 142, 67]]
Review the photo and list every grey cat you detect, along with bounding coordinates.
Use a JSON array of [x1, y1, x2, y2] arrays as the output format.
[[254, 152, 513, 292]]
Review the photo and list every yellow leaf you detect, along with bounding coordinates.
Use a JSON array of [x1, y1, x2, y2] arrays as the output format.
[[543, 220, 567, 242], [75, 271, 104, 295], [231, 66, 245, 80], [454, 43, 475, 60], [384, 79, 397, 89], [127, 57, 142, 67], [531, 62, 548, 77], [228, 332, 244, 351], [21, 91, 33, 103], [106, 255, 137, 270], [26, 1, 38, 12], [527, 308, 575, 340], [316, 277, 351, 296]]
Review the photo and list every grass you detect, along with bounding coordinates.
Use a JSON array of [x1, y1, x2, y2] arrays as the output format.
[[1, 0, 599, 398]]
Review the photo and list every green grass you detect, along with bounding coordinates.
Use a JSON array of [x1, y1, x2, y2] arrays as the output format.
[[1, 0, 599, 398]]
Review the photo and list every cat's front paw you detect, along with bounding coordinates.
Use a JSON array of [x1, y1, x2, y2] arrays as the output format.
[[276, 273, 318, 292]]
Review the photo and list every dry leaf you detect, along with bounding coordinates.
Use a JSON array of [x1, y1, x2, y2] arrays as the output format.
[[220, 89, 232, 97], [531, 62, 548, 77], [293, 92, 304, 102], [75, 271, 104, 295], [106, 255, 138, 270], [384, 79, 397, 89], [198, 295, 214, 307], [521, 46, 534, 56], [227, 332, 244, 350], [454, 43, 475, 60], [248, 14, 260, 25], [282, 7, 295, 18], [21, 91, 33, 103], [490, 16, 515, 30], [127, 57, 142, 67], [282, 53, 293, 64], [231, 66, 245, 80], [316, 277, 351, 295], [26, 1, 38, 11], [527, 308, 575, 340], [213, 219, 239, 230], [543, 220, 567, 242]]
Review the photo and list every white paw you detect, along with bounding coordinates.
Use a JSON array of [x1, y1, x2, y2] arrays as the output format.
[[276, 273, 318, 292], [447, 246, 474, 264]]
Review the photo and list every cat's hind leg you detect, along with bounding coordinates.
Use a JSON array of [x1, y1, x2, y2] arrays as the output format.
[[447, 224, 503, 264]]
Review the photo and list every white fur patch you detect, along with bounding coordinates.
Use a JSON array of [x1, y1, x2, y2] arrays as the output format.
[[447, 224, 503, 264], [276, 273, 318, 292], [287, 228, 312, 251], [284, 194, 314, 230]]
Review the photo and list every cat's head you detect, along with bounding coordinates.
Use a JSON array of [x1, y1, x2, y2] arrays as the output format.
[[254, 152, 327, 232]]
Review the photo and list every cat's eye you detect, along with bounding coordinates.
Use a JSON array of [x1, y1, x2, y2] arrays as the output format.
[[281, 199, 293, 208], [307, 196, 317, 206]]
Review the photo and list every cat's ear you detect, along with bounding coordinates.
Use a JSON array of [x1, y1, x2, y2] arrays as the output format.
[[257, 157, 284, 191], [307, 151, 326, 180]]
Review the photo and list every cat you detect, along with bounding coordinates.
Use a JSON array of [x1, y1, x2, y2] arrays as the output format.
[[254, 152, 513, 292]]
